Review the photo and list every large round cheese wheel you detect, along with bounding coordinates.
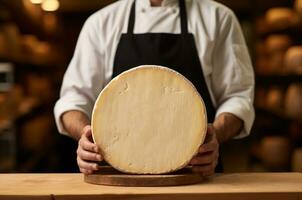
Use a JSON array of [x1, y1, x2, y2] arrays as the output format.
[[285, 46, 302, 74], [92, 65, 207, 174], [285, 84, 302, 121], [266, 8, 299, 30]]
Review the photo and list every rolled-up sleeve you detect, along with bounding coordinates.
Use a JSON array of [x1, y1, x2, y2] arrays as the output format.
[[54, 14, 105, 136], [211, 9, 255, 139]]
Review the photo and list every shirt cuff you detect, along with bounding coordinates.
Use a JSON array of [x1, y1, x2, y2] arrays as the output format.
[[215, 97, 255, 139], [54, 99, 91, 136]]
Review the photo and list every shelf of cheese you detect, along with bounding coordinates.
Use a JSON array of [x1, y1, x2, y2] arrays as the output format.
[[255, 41, 302, 76], [253, 0, 302, 171], [254, 0, 302, 125], [256, 0, 302, 37], [265, 7, 300, 31], [255, 74, 302, 84], [259, 136, 291, 170], [285, 46, 302, 74], [0, 72, 54, 125], [255, 83, 302, 122], [252, 135, 302, 172], [0, 23, 63, 68]]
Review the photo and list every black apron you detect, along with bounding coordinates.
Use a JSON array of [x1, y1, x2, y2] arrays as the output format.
[[111, 0, 223, 172]]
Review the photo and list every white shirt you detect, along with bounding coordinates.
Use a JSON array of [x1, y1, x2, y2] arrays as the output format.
[[54, 0, 255, 138]]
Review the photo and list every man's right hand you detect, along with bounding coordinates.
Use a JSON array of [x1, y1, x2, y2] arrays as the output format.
[[77, 125, 103, 174]]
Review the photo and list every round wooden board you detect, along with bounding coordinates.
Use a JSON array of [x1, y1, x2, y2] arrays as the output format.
[[84, 166, 204, 187]]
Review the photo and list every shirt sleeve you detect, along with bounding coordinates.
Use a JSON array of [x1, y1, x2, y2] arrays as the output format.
[[211, 8, 255, 139], [54, 14, 105, 136]]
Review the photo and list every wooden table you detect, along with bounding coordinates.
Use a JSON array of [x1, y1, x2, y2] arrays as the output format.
[[0, 173, 301, 200]]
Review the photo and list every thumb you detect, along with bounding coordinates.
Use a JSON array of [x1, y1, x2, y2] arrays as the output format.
[[205, 124, 214, 143], [82, 125, 92, 137]]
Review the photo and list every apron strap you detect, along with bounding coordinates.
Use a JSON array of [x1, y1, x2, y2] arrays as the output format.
[[127, 0, 189, 34], [179, 0, 188, 34], [127, 0, 136, 34]]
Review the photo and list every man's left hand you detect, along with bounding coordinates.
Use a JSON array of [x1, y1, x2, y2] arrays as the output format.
[[189, 124, 219, 176]]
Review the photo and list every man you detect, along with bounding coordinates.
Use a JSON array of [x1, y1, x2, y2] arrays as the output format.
[[54, 0, 254, 175]]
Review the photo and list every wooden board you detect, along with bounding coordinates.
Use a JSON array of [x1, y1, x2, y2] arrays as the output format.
[[84, 166, 204, 186], [0, 173, 302, 200]]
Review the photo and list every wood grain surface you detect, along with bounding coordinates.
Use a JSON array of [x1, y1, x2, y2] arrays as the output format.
[[0, 173, 301, 200]]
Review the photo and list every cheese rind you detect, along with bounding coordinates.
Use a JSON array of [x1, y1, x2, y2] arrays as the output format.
[[92, 65, 207, 174]]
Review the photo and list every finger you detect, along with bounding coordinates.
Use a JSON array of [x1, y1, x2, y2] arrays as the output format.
[[83, 125, 95, 141], [190, 153, 214, 165], [79, 138, 99, 153], [199, 141, 217, 153], [192, 165, 215, 176], [80, 126, 99, 152], [77, 157, 99, 171], [207, 124, 214, 135], [78, 149, 102, 162], [82, 125, 92, 136]]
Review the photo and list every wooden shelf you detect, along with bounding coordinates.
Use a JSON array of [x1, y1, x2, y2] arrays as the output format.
[[257, 26, 302, 43], [256, 74, 302, 85]]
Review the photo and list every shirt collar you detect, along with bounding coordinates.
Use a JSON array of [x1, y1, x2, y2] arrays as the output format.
[[139, 0, 179, 7]]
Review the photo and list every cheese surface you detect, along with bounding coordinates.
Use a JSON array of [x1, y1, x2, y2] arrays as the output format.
[[92, 65, 207, 174]]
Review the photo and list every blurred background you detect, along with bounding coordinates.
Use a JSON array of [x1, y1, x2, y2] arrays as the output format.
[[0, 0, 301, 173]]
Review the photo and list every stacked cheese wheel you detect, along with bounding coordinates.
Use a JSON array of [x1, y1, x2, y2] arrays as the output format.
[[265, 35, 292, 53], [255, 4, 302, 75], [255, 86, 285, 114], [255, 1, 302, 172], [92, 65, 207, 174], [259, 136, 291, 170], [265, 87, 284, 113], [295, 0, 302, 17], [264, 35, 292, 74], [285, 46, 302, 75], [285, 84, 302, 122], [265, 7, 299, 30]]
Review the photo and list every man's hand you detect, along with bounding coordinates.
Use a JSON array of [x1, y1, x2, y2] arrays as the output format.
[[189, 124, 219, 176], [77, 125, 103, 174]]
